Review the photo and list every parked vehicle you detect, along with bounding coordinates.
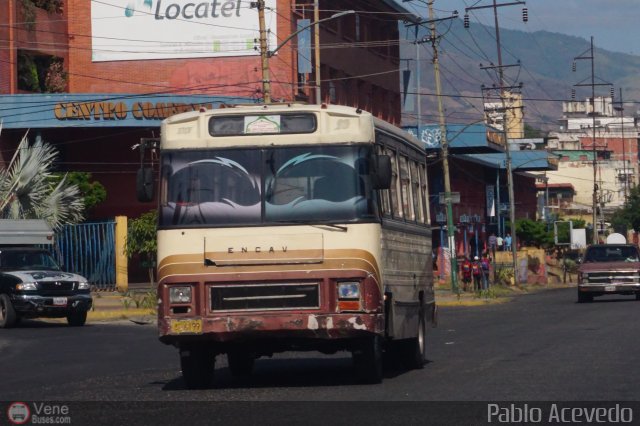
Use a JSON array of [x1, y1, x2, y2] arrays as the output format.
[[577, 243, 640, 303], [0, 220, 93, 328]]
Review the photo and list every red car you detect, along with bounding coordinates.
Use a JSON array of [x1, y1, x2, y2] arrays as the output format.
[[577, 244, 640, 303]]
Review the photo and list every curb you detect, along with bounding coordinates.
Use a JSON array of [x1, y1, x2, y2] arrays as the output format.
[[435, 283, 575, 308], [437, 297, 511, 307], [87, 308, 155, 322]]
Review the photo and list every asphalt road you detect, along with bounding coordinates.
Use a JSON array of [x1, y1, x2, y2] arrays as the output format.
[[1, 287, 639, 404]]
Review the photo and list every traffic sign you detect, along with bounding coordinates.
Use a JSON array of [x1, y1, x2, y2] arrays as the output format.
[[439, 192, 460, 204]]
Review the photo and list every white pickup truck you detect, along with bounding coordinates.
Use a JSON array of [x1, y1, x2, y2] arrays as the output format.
[[0, 220, 92, 328]]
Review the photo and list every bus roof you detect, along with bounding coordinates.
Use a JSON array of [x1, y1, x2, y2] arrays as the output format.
[[160, 104, 423, 152]]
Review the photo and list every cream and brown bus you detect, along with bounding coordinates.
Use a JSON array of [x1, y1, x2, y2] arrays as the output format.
[[138, 103, 436, 388]]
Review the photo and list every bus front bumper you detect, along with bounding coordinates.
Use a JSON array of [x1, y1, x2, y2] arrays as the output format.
[[159, 312, 385, 344]]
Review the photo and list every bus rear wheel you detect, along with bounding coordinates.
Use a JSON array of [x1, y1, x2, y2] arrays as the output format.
[[398, 313, 426, 370], [352, 335, 383, 384], [180, 345, 215, 389]]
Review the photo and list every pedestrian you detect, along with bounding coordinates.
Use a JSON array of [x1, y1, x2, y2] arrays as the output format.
[[461, 256, 472, 291], [481, 253, 491, 289], [488, 233, 497, 259], [504, 233, 512, 252], [497, 235, 503, 252], [472, 255, 482, 291]]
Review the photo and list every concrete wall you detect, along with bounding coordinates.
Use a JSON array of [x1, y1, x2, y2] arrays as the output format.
[[545, 160, 627, 209]]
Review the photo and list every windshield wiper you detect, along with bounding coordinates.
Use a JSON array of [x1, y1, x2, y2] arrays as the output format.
[[273, 219, 348, 231]]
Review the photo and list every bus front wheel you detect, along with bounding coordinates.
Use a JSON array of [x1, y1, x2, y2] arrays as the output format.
[[180, 345, 215, 389], [352, 335, 383, 384]]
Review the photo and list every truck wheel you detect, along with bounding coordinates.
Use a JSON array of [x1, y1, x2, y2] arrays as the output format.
[[0, 294, 18, 328], [67, 311, 87, 327], [578, 291, 593, 303], [352, 335, 383, 384], [398, 312, 426, 370], [227, 352, 255, 377], [180, 345, 215, 389]]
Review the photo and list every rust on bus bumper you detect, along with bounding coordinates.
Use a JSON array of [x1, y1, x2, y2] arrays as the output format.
[[159, 312, 384, 344]]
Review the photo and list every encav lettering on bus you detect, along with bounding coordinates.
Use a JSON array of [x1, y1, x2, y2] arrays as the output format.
[[487, 404, 633, 423], [154, 0, 242, 20]]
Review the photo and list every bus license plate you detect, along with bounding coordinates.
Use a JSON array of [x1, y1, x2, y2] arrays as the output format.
[[170, 319, 203, 334], [604, 285, 616, 292], [53, 297, 67, 306]]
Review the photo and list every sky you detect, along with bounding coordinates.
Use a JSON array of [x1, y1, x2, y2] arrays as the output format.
[[400, 0, 639, 56]]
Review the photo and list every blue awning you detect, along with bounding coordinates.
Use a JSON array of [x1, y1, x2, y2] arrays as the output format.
[[459, 151, 558, 171], [0, 93, 252, 129]]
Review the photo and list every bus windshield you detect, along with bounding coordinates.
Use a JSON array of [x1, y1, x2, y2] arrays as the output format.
[[159, 145, 377, 227]]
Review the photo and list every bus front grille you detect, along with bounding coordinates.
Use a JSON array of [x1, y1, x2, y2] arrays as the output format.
[[210, 283, 320, 311]]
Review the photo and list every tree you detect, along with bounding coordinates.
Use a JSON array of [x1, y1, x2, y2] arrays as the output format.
[[554, 218, 586, 246], [610, 185, 640, 233], [514, 218, 553, 248], [0, 131, 84, 230], [50, 172, 107, 213], [125, 210, 158, 286]]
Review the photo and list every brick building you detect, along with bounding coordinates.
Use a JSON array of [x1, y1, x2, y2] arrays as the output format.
[[0, 0, 416, 219]]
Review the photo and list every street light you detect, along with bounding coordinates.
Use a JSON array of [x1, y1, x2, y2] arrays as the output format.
[[268, 10, 355, 58], [259, 9, 355, 103]]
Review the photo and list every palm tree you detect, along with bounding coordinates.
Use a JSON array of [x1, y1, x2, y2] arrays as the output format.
[[0, 127, 84, 230]]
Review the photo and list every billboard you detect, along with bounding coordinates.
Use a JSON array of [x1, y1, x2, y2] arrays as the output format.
[[91, 0, 277, 62]]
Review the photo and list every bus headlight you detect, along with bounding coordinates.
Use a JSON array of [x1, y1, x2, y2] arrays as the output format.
[[169, 286, 192, 304], [338, 281, 360, 299]]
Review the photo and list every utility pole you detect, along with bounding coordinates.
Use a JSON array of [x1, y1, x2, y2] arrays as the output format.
[[256, 0, 271, 103], [404, 2, 459, 292], [465, 0, 525, 284], [256, 2, 351, 105], [314, 0, 321, 104], [426, 1, 459, 293], [615, 88, 628, 201], [573, 36, 611, 244]]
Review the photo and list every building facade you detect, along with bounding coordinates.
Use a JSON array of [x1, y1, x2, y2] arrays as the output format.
[[1, 0, 415, 219], [542, 96, 640, 219]]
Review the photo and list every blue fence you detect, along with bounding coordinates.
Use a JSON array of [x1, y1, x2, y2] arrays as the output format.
[[51, 221, 117, 289]]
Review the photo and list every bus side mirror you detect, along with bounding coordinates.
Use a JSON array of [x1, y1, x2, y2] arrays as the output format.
[[136, 167, 154, 202], [372, 155, 392, 190]]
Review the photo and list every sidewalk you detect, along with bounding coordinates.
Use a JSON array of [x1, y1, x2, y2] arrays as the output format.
[[435, 281, 575, 307], [88, 284, 156, 323]]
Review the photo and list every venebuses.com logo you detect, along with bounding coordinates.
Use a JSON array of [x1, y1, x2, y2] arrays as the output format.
[[6, 402, 71, 425], [7, 402, 30, 425]]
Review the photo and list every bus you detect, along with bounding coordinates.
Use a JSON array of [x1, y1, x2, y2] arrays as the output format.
[[137, 103, 436, 388]]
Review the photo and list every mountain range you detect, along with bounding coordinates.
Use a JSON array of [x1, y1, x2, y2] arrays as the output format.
[[403, 19, 640, 132]]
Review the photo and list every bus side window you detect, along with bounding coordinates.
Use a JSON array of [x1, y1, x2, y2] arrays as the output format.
[[377, 145, 392, 216], [419, 163, 430, 224], [399, 155, 414, 221], [410, 161, 423, 224], [388, 149, 403, 219]]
